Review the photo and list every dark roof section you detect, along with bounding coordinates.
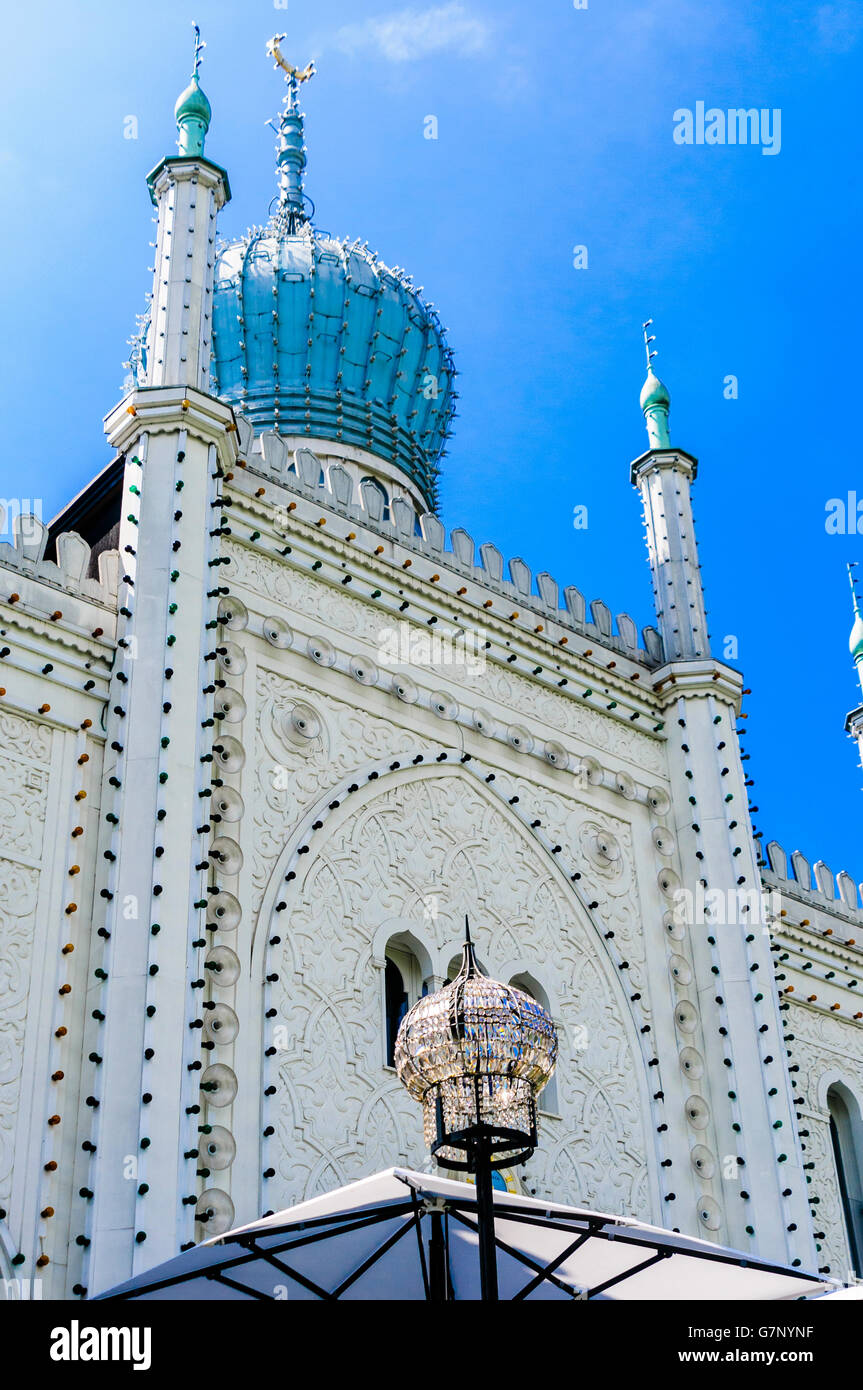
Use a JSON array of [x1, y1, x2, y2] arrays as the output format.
[[46, 457, 124, 579]]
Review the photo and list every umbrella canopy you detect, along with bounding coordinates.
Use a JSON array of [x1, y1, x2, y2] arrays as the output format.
[[98, 1168, 828, 1302]]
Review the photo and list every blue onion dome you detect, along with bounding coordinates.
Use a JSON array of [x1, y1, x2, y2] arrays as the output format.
[[210, 63, 455, 510], [211, 228, 455, 509], [175, 75, 211, 128], [639, 368, 670, 411]]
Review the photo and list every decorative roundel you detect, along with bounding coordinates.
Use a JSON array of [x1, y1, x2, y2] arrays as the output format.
[[349, 655, 378, 686], [506, 725, 533, 753], [696, 1196, 722, 1231], [690, 1145, 716, 1179], [592, 830, 622, 865], [199, 1126, 237, 1172], [614, 770, 637, 800], [199, 1063, 238, 1107], [432, 693, 458, 721], [663, 910, 686, 942], [209, 837, 244, 876], [678, 1047, 705, 1080], [393, 676, 418, 704], [674, 1000, 699, 1034], [195, 1188, 235, 1236], [217, 641, 247, 675], [647, 786, 671, 815], [204, 945, 241, 987], [308, 636, 336, 667], [210, 786, 245, 823], [543, 740, 569, 770], [578, 756, 603, 787], [203, 1003, 240, 1046], [472, 708, 494, 736], [669, 954, 693, 986], [651, 825, 676, 858], [658, 867, 681, 899], [218, 596, 248, 630], [213, 736, 246, 774], [206, 891, 242, 932], [263, 615, 293, 649], [285, 703, 322, 741], [214, 687, 247, 724], [684, 1094, 711, 1130]]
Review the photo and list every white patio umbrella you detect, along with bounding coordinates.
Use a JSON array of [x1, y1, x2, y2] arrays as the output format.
[[97, 1168, 828, 1302]]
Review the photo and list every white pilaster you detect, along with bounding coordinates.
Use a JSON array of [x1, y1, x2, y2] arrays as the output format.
[[145, 157, 229, 392], [657, 660, 816, 1267], [632, 448, 709, 663]]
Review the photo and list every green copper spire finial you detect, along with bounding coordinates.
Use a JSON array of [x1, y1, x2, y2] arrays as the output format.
[[848, 563, 863, 672], [175, 23, 212, 158], [267, 34, 316, 231], [640, 319, 671, 449]]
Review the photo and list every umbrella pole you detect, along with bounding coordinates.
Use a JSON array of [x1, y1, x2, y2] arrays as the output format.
[[474, 1132, 499, 1302]]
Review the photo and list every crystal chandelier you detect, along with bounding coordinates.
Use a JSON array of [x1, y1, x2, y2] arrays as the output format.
[[395, 920, 558, 1170]]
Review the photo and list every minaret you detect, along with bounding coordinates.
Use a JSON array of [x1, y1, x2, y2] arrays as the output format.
[[632, 327, 815, 1266], [845, 563, 863, 776], [144, 25, 228, 390], [84, 32, 238, 1296], [631, 323, 708, 662]]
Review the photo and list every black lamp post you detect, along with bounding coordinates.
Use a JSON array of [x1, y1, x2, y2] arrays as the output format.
[[395, 917, 558, 1300]]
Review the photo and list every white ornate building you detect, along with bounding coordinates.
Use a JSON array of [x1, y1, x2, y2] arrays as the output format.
[[1, 48, 862, 1301]]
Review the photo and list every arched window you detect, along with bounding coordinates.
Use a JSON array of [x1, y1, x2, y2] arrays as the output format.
[[385, 957, 408, 1068], [828, 1084, 863, 1275], [510, 973, 559, 1115], [384, 939, 427, 1066], [361, 475, 390, 522]]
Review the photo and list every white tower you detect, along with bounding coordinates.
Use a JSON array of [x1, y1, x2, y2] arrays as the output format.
[[83, 42, 238, 1295], [631, 334, 815, 1266]]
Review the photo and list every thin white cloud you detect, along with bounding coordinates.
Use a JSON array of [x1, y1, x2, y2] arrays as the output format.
[[334, 4, 491, 63], [814, 3, 863, 53]]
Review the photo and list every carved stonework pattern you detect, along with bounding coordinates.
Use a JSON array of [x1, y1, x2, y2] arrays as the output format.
[[263, 771, 652, 1222], [0, 758, 50, 863], [0, 859, 40, 1206], [788, 1002, 863, 1278], [227, 542, 666, 778], [0, 710, 52, 766], [512, 776, 652, 1021], [253, 666, 441, 921]]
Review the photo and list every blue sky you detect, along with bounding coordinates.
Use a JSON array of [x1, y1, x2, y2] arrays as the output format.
[[1, 0, 861, 880]]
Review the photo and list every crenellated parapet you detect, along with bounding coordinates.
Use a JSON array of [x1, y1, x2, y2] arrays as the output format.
[[0, 513, 119, 611], [230, 420, 664, 670], [765, 839, 863, 923]]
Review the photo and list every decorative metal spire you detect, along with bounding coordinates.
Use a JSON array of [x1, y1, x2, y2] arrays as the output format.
[[192, 21, 205, 78], [267, 34, 316, 230], [639, 318, 671, 450], [175, 23, 212, 158], [848, 563, 863, 688]]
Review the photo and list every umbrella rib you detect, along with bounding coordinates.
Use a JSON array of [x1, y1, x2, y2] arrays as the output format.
[[254, 1204, 410, 1258], [246, 1243, 335, 1300], [410, 1190, 432, 1301], [511, 1230, 593, 1301], [586, 1248, 670, 1299], [447, 1208, 580, 1297], [208, 1268, 276, 1301], [330, 1213, 419, 1299], [245, 1198, 416, 1245]]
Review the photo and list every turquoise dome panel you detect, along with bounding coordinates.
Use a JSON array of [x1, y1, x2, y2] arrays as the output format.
[[211, 225, 455, 507]]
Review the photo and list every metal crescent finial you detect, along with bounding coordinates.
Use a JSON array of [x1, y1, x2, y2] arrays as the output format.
[[267, 34, 316, 85]]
